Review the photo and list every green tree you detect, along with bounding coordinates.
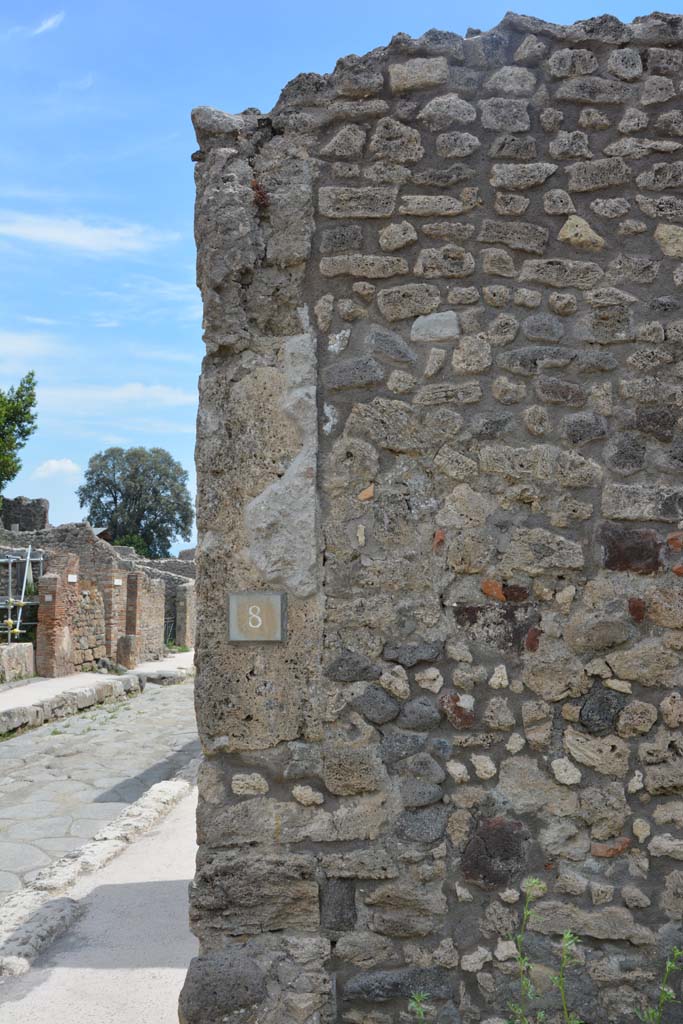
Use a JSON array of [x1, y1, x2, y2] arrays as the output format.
[[113, 533, 151, 558], [77, 446, 193, 558], [0, 371, 38, 494]]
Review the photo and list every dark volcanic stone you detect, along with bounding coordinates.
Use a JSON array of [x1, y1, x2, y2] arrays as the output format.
[[381, 730, 427, 764], [395, 805, 449, 843], [600, 523, 662, 575], [400, 779, 443, 808], [574, 351, 618, 373], [326, 649, 382, 682], [343, 966, 453, 1002], [580, 685, 627, 735], [636, 407, 677, 443], [320, 224, 363, 255], [320, 879, 357, 931], [413, 164, 476, 187], [395, 752, 446, 783], [352, 684, 400, 725], [367, 324, 417, 363], [383, 639, 443, 667], [461, 816, 531, 889], [536, 375, 588, 407], [428, 737, 452, 761], [470, 413, 514, 439], [437, 1006, 462, 1024], [562, 412, 608, 447], [397, 696, 442, 730], [324, 356, 385, 391], [605, 432, 646, 475], [179, 952, 266, 1024], [488, 134, 537, 160], [523, 313, 565, 342], [498, 345, 572, 376]]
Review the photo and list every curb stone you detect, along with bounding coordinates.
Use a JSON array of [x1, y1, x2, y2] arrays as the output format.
[[0, 756, 200, 978], [0, 667, 194, 738]]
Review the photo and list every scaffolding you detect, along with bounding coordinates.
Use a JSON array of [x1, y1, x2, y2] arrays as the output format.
[[0, 547, 45, 645]]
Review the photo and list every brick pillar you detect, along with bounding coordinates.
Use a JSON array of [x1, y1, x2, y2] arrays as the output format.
[[125, 572, 142, 634], [36, 553, 80, 677], [116, 571, 142, 668], [99, 569, 127, 659]]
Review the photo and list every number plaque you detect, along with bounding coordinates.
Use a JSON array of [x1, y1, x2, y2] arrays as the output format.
[[228, 592, 286, 643]]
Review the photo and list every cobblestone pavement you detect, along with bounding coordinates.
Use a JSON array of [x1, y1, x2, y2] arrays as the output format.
[[0, 681, 198, 894]]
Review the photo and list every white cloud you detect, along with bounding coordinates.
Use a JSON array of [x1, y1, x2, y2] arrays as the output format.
[[0, 212, 178, 255], [0, 330, 62, 358], [128, 346, 197, 364], [0, 330, 65, 377], [33, 457, 81, 479], [40, 382, 197, 413], [32, 12, 65, 35], [22, 315, 61, 326], [0, 186, 73, 202]]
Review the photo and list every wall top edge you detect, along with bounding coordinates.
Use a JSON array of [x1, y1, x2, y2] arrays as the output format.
[[191, 10, 683, 150]]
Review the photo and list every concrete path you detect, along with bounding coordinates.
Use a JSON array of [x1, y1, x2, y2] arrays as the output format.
[[0, 650, 194, 712], [0, 676, 199, 894], [0, 789, 198, 1022]]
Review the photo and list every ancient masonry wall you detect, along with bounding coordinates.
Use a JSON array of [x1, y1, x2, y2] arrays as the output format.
[[176, 581, 196, 648], [183, 13, 683, 1024], [0, 496, 49, 532], [0, 525, 174, 673], [120, 570, 165, 665], [36, 553, 106, 676]]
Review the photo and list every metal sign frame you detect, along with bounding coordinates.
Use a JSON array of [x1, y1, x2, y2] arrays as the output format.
[[228, 591, 287, 643]]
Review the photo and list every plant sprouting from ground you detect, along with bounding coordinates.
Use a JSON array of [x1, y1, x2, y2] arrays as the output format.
[[409, 991, 429, 1022], [551, 931, 584, 1024], [507, 876, 547, 1024], [637, 947, 683, 1024]]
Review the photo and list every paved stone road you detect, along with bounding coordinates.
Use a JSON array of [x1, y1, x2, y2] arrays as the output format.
[[0, 681, 198, 894]]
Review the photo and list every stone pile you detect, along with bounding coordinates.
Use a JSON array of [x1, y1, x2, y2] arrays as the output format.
[[183, 12, 683, 1024]]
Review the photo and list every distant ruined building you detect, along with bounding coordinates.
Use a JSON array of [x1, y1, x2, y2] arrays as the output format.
[[183, 13, 683, 1024], [0, 499, 195, 684]]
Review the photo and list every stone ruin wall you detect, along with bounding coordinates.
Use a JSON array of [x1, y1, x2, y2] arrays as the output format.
[[122, 570, 166, 665], [0, 523, 195, 669], [183, 13, 683, 1024], [0, 496, 50, 533], [36, 552, 106, 676]]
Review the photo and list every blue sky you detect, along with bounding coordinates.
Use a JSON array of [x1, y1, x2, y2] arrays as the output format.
[[1, 1, 681, 549]]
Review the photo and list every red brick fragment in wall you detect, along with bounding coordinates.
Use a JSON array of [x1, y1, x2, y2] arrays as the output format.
[[481, 578, 505, 602], [439, 692, 475, 729], [591, 836, 631, 858]]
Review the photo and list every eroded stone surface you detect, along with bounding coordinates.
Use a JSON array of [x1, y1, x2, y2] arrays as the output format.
[[188, 14, 683, 1024]]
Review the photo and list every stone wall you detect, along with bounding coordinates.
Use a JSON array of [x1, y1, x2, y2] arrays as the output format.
[[118, 570, 165, 666], [0, 643, 35, 683], [0, 523, 195, 663], [176, 581, 196, 648], [0, 496, 49, 533], [183, 13, 683, 1024], [36, 552, 106, 676]]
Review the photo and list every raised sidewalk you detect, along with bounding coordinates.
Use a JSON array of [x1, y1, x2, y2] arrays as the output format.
[[0, 650, 194, 735]]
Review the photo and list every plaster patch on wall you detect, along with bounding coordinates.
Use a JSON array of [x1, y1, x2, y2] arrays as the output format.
[[245, 332, 319, 598]]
